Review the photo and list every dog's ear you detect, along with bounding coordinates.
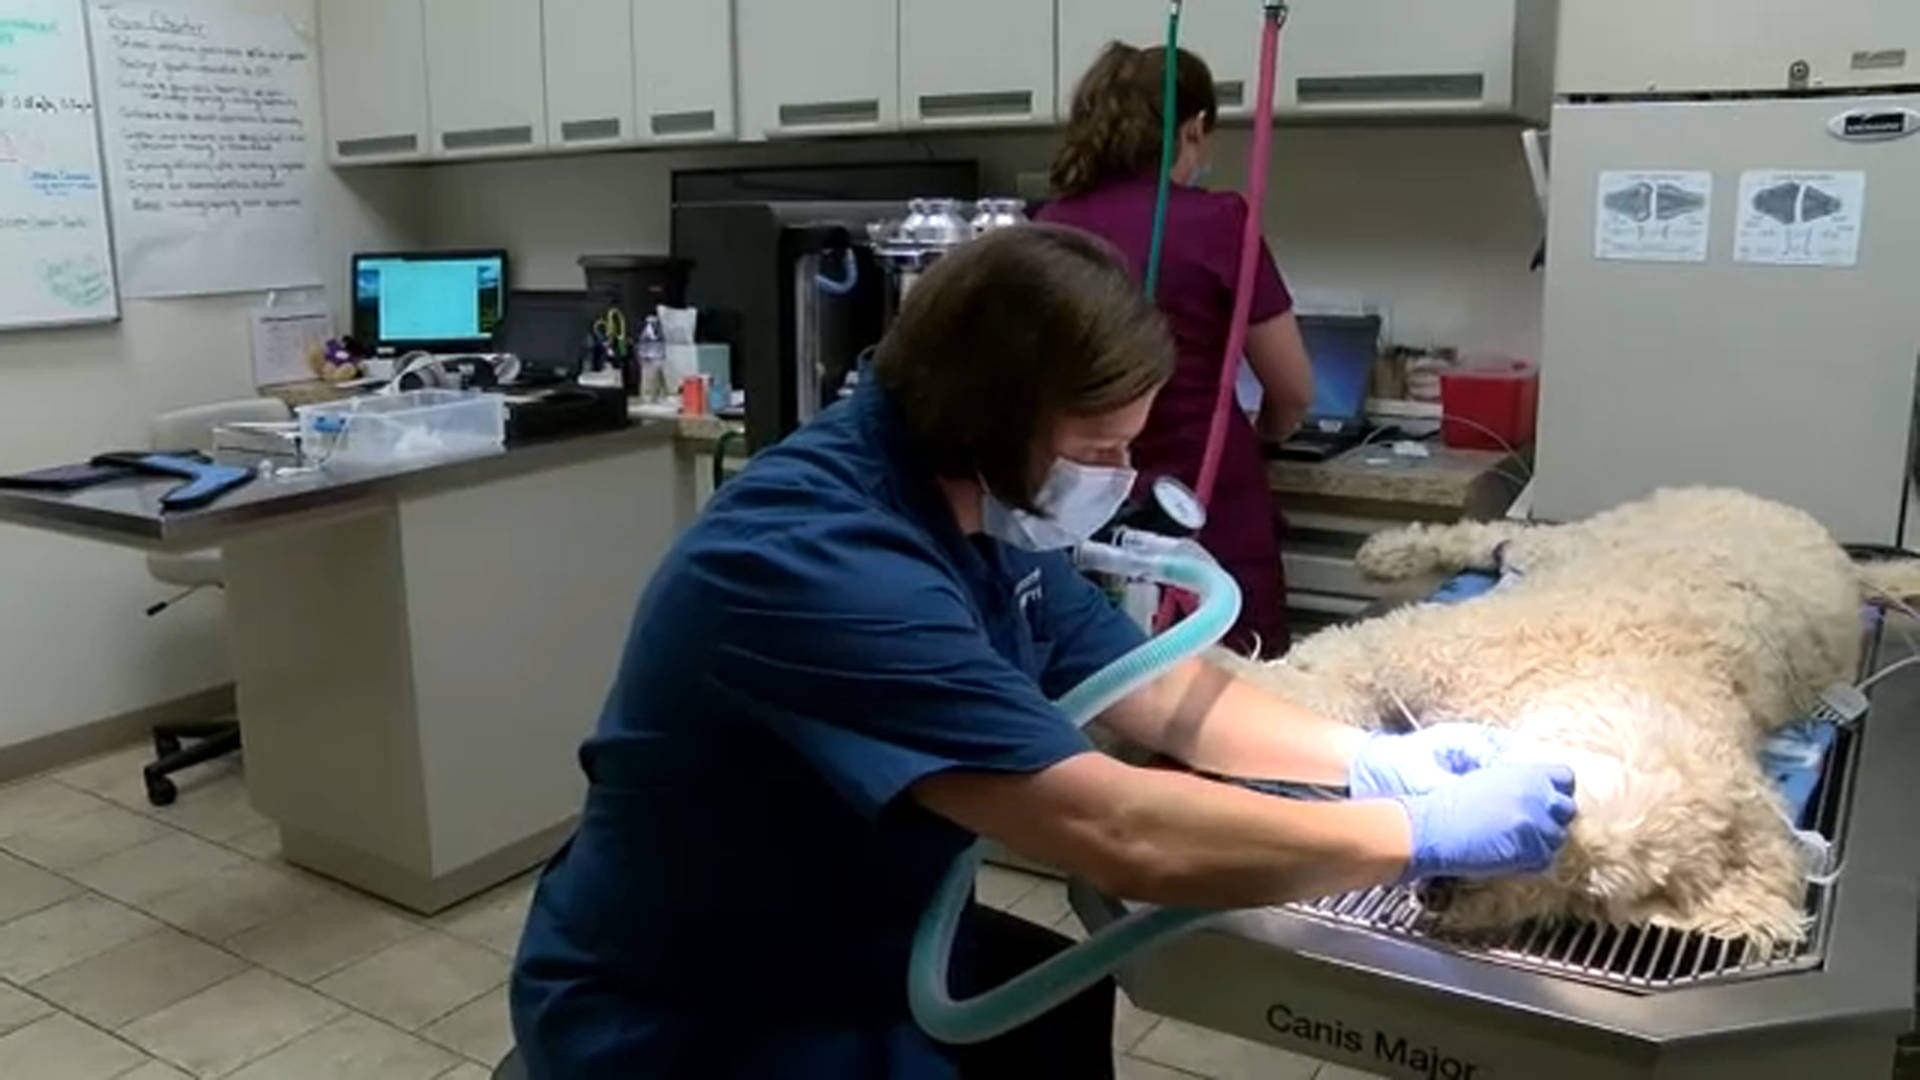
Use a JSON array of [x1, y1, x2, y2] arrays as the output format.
[[1564, 762, 1688, 907], [1573, 758, 1763, 924]]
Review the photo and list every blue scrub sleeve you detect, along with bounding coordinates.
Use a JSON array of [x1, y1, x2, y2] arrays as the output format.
[[695, 511, 1095, 821], [1031, 554, 1150, 702]]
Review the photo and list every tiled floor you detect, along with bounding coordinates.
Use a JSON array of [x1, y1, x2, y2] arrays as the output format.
[[0, 743, 524, 1079], [0, 741, 1380, 1079], [974, 864, 1384, 1080]]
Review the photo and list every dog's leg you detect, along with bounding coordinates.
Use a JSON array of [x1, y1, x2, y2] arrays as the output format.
[[1215, 644, 1381, 729], [1240, 611, 1453, 730], [1356, 519, 1537, 582], [1855, 556, 1920, 606]]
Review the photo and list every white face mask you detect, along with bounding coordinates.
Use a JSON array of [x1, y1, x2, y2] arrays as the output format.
[[982, 458, 1136, 551]]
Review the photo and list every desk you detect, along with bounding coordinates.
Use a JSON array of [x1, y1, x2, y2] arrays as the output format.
[[627, 402, 746, 518], [1271, 443, 1526, 628], [0, 423, 688, 912]]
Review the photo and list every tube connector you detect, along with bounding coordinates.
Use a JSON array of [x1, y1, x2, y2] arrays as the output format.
[[1076, 532, 1215, 582], [1073, 541, 1158, 581]]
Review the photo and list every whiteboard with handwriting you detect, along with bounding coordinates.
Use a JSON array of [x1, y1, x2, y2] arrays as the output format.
[[0, 0, 120, 329], [90, 2, 320, 299]]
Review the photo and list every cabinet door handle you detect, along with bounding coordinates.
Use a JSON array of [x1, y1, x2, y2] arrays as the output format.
[[560, 117, 623, 142], [335, 134, 419, 158], [1213, 80, 1246, 109], [650, 109, 717, 137], [441, 125, 537, 151], [776, 98, 880, 129], [916, 90, 1032, 122], [1294, 73, 1487, 109]]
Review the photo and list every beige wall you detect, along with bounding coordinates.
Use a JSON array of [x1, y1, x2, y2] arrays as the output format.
[[2, 75, 1541, 754], [421, 123, 1545, 357], [0, 0, 424, 755]]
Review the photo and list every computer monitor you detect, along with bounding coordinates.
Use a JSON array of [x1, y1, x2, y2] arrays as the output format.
[[351, 250, 508, 353], [494, 289, 616, 383], [1298, 313, 1382, 425]]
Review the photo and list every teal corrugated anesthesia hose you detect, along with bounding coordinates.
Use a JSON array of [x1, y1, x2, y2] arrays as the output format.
[[1142, 0, 1183, 300], [908, 541, 1241, 1045]]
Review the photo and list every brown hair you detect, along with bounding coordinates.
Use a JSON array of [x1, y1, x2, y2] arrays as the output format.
[[1051, 42, 1218, 198], [874, 224, 1173, 511]]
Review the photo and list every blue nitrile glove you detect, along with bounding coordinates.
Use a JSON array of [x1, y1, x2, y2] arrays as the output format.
[[1348, 723, 1512, 799], [1396, 761, 1577, 882]]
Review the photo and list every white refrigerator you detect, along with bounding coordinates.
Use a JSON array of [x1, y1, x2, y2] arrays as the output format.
[[1535, 4, 1920, 544]]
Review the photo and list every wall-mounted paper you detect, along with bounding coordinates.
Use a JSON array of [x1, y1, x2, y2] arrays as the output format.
[[1734, 169, 1866, 268], [90, 3, 321, 298], [0, 0, 120, 329], [1593, 170, 1712, 263], [249, 299, 329, 387]]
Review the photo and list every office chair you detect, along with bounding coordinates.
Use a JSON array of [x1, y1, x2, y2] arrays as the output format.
[[141, 397, 292, 806]]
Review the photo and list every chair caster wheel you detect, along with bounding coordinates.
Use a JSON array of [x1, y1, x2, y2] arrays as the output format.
[[145, 774, 177, 807], [154, 734, 181, 758]]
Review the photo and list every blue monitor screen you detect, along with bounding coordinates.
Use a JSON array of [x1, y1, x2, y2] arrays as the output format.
[[1299, 315, 1380, 422], [352, 253, 506, 348]]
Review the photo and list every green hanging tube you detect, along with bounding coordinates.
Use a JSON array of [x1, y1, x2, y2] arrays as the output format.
[[1143, 0, 1183, 300]]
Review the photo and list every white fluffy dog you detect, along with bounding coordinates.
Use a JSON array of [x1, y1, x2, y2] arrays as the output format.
[[1227, 487, 1920, 945]]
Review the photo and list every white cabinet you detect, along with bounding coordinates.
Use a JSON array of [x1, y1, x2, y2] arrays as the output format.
[[633, 0, 736, 142], [542, 0, 737, 149], [1280, 0, 1556, 122], [1557, 0, 1920, 96], [423, 0, 548, 157], [901, 0, 1054, 128], [318, 0, 431, 163], [737, 0, 898, 138], [1057, 0, 1275, 120], [1058, 0, 1555, 123], [545, 0, 635, 148]]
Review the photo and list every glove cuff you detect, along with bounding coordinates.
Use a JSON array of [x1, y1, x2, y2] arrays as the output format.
[[1391, 794, 1436, 886], [1345, 732, 1392, 801]]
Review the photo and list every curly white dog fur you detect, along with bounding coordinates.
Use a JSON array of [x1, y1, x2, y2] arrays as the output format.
[[1224, 487, 1920, 945]]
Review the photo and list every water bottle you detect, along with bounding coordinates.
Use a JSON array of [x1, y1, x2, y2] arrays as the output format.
[[636, 314, 667, 401]]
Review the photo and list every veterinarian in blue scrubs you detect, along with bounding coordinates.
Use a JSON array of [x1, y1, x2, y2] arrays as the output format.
[[510, 226, 1576, 1079]]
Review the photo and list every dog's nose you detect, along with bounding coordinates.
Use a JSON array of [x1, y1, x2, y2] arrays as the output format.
[[1416, 877, 1459, 912]]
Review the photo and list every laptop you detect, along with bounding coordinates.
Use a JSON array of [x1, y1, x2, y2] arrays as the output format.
[[494, 289, 617, 385], [1271, 313, 1382, 463]]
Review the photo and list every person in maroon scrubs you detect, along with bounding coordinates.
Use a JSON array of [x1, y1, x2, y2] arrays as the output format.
[[1039, 42, 1314, 657]]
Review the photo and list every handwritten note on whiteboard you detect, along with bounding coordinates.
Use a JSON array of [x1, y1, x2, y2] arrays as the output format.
[[0, 0, 120, 329], [90, 3, 321, 298]]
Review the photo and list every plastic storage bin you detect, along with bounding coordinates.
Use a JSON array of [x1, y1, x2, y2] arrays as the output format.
[[1440, 355, 1538, 451], [297, 390, 506, 467]]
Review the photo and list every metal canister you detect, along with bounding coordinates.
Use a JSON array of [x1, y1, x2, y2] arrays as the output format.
[[969, 197, 1029, 235], [913, 198, 973, 245]]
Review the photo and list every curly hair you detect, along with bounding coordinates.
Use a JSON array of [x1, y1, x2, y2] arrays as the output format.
[[1050, 42, 1219, 198]]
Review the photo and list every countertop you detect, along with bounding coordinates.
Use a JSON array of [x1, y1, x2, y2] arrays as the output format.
[[272, 382, 743, 452], [0, 421, 677, 553], [626, 403, 742, 451], [1270, 442, 1527, 521], [270, 383, 1506, 516]]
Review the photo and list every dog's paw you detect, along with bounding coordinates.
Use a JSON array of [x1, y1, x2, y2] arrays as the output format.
[[1356, 526, 1444, 581]]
